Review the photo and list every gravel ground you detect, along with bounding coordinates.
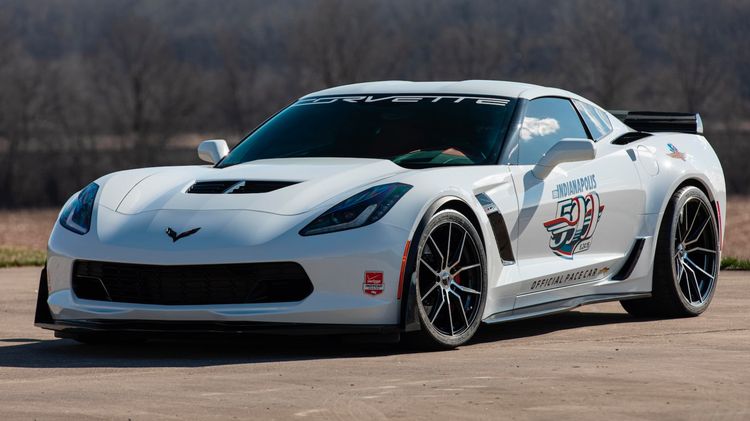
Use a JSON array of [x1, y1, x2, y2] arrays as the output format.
[[0, 267, 748, 420]]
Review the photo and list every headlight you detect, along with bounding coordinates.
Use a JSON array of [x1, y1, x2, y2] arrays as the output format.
[[300, 183, 412, 236], [59, 182, 99, 235]]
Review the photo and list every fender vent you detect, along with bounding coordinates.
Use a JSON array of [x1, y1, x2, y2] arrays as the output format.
[[187, 180, 298, 194], [476, 193, 515, 265]]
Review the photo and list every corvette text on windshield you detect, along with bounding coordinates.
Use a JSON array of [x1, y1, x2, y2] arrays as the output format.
[[295, 95, 511, 107]]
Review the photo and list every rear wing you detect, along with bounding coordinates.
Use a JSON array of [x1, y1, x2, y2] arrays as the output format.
[[608, 111, 703, 134]]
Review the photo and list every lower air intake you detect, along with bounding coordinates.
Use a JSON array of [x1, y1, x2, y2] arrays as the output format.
[[72, 261, 313, 305]]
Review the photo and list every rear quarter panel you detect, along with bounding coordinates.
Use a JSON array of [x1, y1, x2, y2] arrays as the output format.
[[633, 133, 726, 249]]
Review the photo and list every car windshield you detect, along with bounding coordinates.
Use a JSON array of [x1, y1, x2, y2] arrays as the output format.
[[217, 94, 517, 168]]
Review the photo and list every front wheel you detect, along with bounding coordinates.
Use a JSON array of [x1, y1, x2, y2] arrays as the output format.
[[410, 209, 487, 349], [621, 186, 719, 317]]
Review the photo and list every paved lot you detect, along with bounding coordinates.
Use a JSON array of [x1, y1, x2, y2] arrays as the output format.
[[0, 267, 748, 420]]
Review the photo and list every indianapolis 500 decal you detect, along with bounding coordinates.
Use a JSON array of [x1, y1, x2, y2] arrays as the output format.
[[543, 191, 605, 259]]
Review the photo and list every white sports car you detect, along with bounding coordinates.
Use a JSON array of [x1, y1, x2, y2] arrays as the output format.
[[35, 81, 726, 348]]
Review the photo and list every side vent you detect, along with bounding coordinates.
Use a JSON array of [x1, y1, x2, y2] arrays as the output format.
[[612, 238, 646, 281], [187, 180, 298, 194], [611, 132, 652, 145]]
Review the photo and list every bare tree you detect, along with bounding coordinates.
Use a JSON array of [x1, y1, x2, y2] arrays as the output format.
[[286, 0, 402, 89], [426, 2, 512, 79], [0, 54, 52, 206], [1, 0, 750, 206], [426, 1, 547, 80], [554, 0, 640, 107], [214, 27, 271, 134], [662, 17, 726, 112], [91, 12, 199, 164]]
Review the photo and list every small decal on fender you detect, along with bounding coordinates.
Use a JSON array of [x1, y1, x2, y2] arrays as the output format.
[[666, 143, 686, 161], [364, 271, 385, 296]]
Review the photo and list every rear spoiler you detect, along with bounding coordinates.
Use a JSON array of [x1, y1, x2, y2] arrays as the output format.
[[608, 110, 703, 134]]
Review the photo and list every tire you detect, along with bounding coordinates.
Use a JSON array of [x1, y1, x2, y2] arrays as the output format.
[[621, 186, 719, 318], [408, 209, 487, 349]]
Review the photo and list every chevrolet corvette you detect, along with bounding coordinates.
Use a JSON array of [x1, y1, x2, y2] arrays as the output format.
[[35, 80, 726, 348]]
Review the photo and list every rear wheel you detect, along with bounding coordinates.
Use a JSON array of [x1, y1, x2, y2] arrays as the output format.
[[410, 210, 487, 349], [621, 186, 719, 317]]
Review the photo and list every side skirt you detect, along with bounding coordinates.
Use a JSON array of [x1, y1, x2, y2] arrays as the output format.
[[482, 292, 651, 324]]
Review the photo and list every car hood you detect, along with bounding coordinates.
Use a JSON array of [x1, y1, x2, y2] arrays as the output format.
[[98, 158, 408, 216]]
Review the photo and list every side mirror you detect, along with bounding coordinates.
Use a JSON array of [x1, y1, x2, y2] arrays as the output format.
[[532, 138, 595, 179], [197, 139, 229, 164]]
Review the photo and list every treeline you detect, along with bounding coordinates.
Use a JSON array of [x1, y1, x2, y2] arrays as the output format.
[[0, 0, 748, 207]]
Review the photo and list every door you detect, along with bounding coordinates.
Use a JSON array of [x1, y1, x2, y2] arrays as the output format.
[[508, 97, 645, 307]]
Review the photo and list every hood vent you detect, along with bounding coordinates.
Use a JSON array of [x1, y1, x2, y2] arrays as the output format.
[[187, 180, 298, 194]]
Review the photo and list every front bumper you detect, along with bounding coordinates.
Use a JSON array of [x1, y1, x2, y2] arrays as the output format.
[[39, 207, 412, 330], [35, 268, 399, 336]]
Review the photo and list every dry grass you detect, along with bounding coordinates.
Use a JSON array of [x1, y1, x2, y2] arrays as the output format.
[[0, 198, 748, 264], [0, 209, 56, 267], [723, 197, 750, 259], [0, 247, 46, 268], [0, 209, 58, 251]]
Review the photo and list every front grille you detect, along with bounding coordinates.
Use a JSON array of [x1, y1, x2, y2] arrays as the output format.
[[187, 180, 298, 194], [72, 261, 313, 305]]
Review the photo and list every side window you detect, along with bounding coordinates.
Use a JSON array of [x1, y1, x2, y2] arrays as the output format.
[[518, 97, 588, 165], [573, 99, 612, 140]]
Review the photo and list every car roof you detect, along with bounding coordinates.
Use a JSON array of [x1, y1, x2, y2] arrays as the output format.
[[301, 80, 591, 102]]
